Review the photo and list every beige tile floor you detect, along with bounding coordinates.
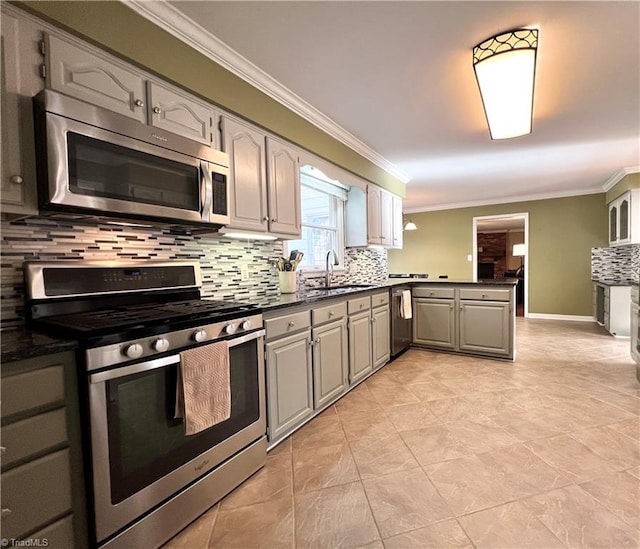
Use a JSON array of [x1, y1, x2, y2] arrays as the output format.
[[164, 318, 640, 548]]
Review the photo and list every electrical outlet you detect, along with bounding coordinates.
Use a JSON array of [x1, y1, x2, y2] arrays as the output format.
[[240, 264, 249, 281], [467, 254, 473, 262]]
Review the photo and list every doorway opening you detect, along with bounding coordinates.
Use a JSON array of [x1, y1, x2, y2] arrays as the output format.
[[472, 213, 529, 317]]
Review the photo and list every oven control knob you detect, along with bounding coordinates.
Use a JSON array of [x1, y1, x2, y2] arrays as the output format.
[[224, 323, 237, 335], [241, 320, 252, 330], [193, 329, 208, 343], [123, 343, 144, 359], [152, 338, 170, 352]]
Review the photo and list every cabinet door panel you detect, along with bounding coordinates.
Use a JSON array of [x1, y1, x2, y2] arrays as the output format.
[[348, 311, 372, 385], [266, 137, 301, 236], [380, 191, 393, 246], [412, 299, 456, 349], [367, 185, 382, 244], [147, 82, 212, 145], [222, 117, 269, 232], [619, 196, 630, 242], [313, 321, 348, 409], [266, 332, 313, 441], [46, 34, 146, 122], [609, 202, 618, 244], [459, 301, 510, 356], [372, 306, 390, 369], [392, 195, 403, 248]]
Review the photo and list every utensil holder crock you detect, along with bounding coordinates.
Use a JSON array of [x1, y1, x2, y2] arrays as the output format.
[[278, 272, 296, 294]]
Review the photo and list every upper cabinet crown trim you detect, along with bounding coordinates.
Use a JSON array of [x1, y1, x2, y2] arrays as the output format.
[[126, 0, 411, 184]]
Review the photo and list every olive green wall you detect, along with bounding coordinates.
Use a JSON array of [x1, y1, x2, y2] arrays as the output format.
[[606, 173, 640, 203], [388, 194, 608, 316], [17, 0, 406, 196]]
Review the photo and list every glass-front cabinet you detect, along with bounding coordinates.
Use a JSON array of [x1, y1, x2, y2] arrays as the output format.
[[609, 190, 639, 246]]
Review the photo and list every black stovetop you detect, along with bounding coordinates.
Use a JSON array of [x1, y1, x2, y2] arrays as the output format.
[[29, 298, 260, 344]]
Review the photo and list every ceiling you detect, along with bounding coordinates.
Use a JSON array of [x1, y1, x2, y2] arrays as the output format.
[[144, 1, 639, 212]]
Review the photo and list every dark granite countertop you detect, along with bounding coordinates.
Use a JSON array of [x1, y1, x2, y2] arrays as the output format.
[[1, 326, 78, 364], [255, 278, 518, 312], [592, 279, 637, 287]]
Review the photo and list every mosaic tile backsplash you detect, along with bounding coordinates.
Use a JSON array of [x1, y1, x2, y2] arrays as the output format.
[[591, 244, 639, 285], [0, 218, 389, 325]]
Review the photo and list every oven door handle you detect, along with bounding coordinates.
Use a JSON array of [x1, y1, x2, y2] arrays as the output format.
[[227, 329, 265, 348], [90, 355, 180, 384]]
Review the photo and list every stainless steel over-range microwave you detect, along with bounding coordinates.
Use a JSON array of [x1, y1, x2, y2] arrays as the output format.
[[33, 90, 230, 227]]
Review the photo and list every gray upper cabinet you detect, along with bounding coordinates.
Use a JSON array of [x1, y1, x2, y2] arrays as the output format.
[[1, 9, 40, 215], [458, 300, 510, 357], [146, 82, 215, 146], [222, 116, 269, 233], [392, 195, 403, 249], [348, 310, 373, 385], [312, 319, 348, 409], [412, 298, 456, 350], [367, 185, 382, 244], [45, 33, 147, 122], [265, 330, 313, 441], [266, 136, 301, 237], [45, 34, 215, 145], [372, 303, 390, 370]]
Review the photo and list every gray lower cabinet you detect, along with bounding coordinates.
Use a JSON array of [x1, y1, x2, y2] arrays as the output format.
[[411, 284, 515, 360], [459, 300, 510, 356], [265, 330, 313, 441], [412, 298, 456, 349], [312, 319, 348, 409], [1, 350, 87, 547], [348, 310, 373, 384], [372, 305, 390, 370]]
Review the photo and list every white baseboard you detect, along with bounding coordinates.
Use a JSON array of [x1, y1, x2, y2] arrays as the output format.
[[526, 313, 595, 322]]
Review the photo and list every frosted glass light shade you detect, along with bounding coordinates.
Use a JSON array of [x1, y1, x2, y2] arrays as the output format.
[[512, 243, 526, 257], [473, 29, 538, 140]]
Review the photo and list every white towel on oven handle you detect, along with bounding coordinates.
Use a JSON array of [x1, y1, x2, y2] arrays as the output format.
[[400, 289, 412, 319]]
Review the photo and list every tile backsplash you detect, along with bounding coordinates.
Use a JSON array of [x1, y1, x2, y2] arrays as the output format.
[[591, 244, 639, 284], [1, 218, 389, 325]]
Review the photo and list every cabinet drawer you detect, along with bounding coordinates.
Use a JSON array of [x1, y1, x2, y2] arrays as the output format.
[[31, 515, 74, 549], [265, 310, 311, 340], [371, 291, 390, 308], [459, 288, 511, 302], [2, 408, 68, 469], [348, 296, 371, 314], [412, 286, 455, 299], [312, 301, 347, 326], [1, 449, 72, 539], [1, 366, 64, 418]]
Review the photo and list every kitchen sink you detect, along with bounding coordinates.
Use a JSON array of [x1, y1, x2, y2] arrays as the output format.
[[315, 284, 376, 290]]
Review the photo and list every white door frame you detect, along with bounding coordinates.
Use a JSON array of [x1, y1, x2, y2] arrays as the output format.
[[472, 212, 529, 317]]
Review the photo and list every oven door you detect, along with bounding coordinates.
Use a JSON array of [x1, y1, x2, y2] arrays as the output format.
[[87, 329, 265, 544], [42, 112, 219, 225]]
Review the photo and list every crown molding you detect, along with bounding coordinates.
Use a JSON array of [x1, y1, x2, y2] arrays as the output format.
[[403, 186, 604, 213], [125, 0, 411, 184], [601, 166, 640, 192]]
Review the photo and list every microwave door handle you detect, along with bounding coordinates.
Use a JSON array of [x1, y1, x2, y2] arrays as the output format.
[[200, 161, 213, 223]]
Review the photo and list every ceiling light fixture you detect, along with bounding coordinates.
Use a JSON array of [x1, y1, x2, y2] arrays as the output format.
[[403, 220, 417, 231], [473, 28, 539, 140]]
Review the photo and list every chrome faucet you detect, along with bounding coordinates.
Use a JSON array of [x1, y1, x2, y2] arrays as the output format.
[[325, 249, 339, 288]]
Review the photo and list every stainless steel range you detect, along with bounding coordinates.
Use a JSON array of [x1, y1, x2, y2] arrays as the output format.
[[24, 261, 266, 548]]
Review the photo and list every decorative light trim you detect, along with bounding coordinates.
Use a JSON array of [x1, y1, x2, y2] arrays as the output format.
[[473, 29, 539, 140]]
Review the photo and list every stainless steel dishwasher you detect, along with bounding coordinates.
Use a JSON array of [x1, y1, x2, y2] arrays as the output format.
[[391, 285, 412, 357]]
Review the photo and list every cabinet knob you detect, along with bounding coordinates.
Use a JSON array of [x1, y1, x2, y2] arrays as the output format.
[[328, 311, 335, 317], [288, 321, 295, 327], [481, 293, 486, 298], [307, 339, 313, 347], [315, 338, 320, 344], [0, 446, 6, 454], [9, 175, 23, 184], [1, 508, 12, 517], [271, 218, 277, 222], [263, 216, 269, 222], [359, 303, 364, 309], [134, 99, 145, 107], [153, 106, 161, 114]]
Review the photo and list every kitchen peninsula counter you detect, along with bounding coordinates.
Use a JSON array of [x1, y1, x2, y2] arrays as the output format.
[[250, 278, 518, 312]]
